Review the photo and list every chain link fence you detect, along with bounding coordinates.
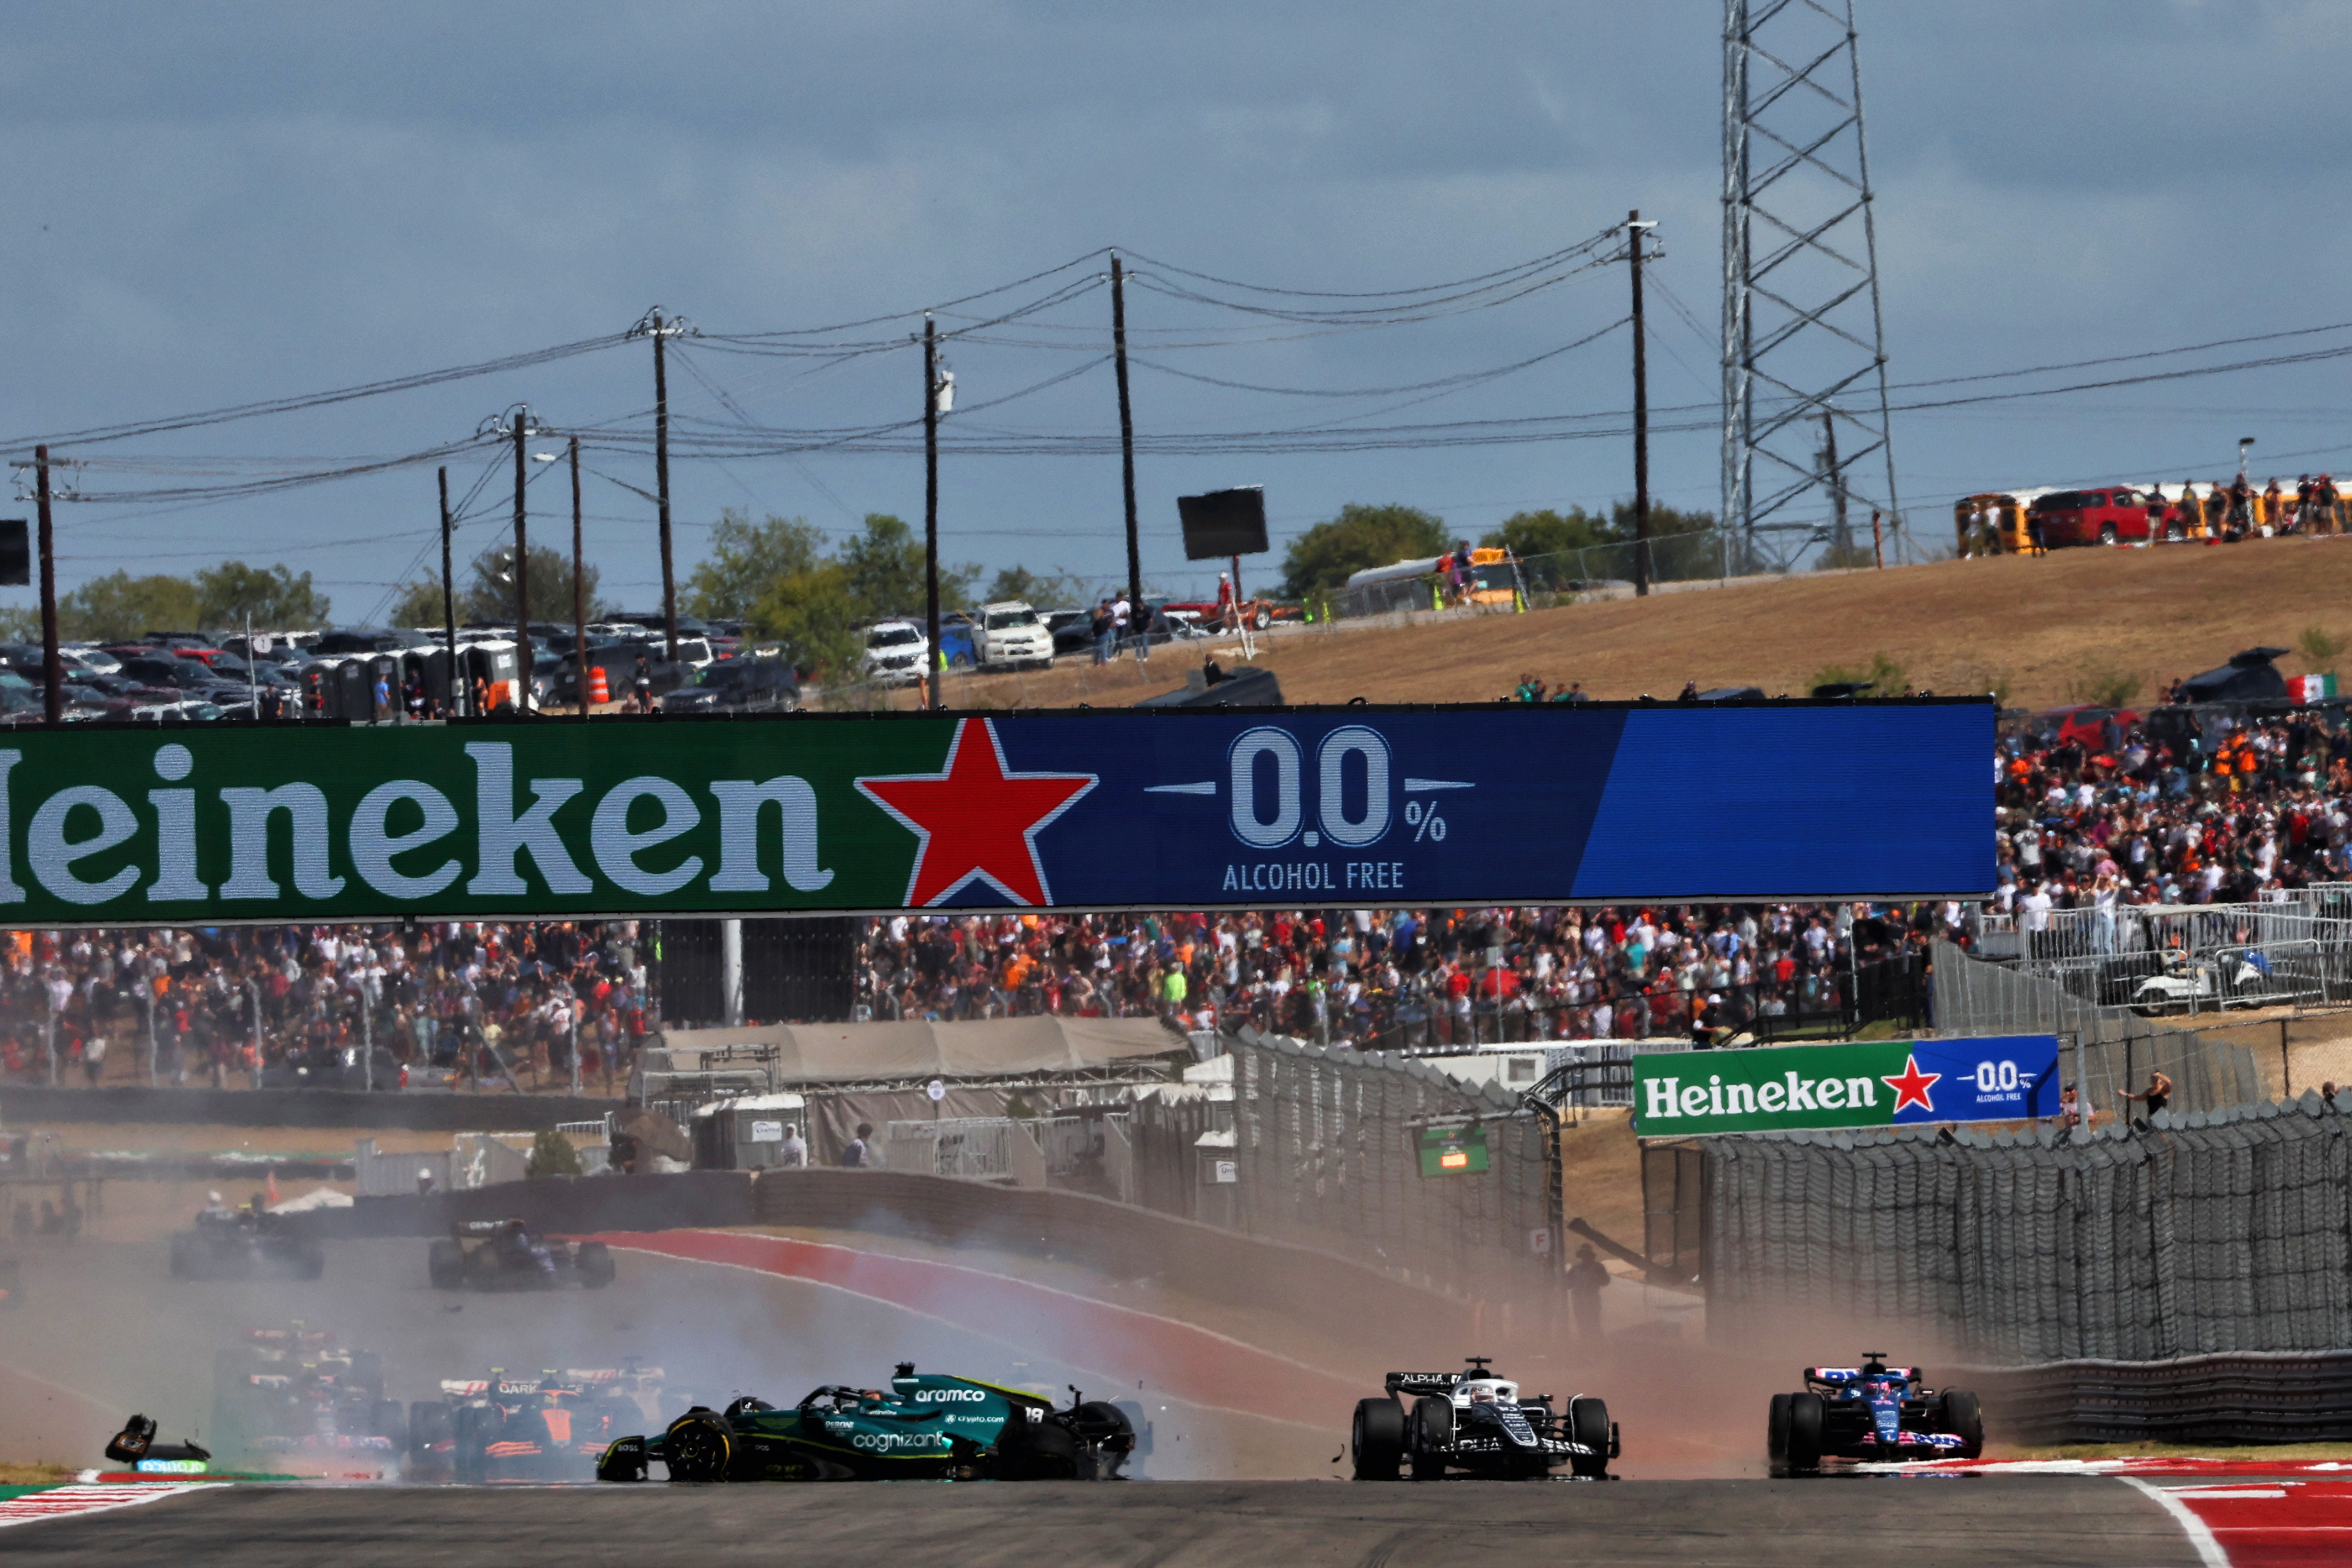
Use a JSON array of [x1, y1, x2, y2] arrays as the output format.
[[1932, 941, 2264, 1116], [1702, 1091, 2352, 1364]]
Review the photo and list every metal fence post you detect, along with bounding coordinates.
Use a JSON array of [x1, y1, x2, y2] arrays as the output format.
[[362, 992, 374, 1093], [44, 999, 55, 1087], [145, 991, 157, 1088]]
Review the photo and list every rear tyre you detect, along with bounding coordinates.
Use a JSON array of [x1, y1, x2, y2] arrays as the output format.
[[1069, 1401, 1135, 1478], [575, 1241, 616, 1289], [1250, 607, 1271, 631], [662, 1410, 736, 1483], [2098, 522, 2118, 545], [428, 1239, 465, 1289], [452, 1405, 489, 1484], [1785, 1391, 1825, 1471], [408, 1400, 453, 1454], [1408, 1396, 1452, 1480], [1351, 1397, 1405, 1481], [999, 1416, 1080, 1480], [1569, 1397, 1610, 1478], [1767, 1392, 1792, 1462], [1942, 1390, 1984, 1460]]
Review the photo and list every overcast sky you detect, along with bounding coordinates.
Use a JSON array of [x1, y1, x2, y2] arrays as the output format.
[[0, 0, 2345, 621]]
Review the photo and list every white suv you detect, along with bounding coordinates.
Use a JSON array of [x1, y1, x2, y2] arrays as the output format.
[[974, 602, 1054, 670], [861, 619, 929, 687]]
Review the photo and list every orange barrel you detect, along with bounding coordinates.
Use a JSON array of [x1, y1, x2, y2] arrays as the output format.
[[587, 665, 610, 704]]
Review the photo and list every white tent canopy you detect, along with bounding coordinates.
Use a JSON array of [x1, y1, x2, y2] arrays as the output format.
[[650, 1016, 1181, 1086]]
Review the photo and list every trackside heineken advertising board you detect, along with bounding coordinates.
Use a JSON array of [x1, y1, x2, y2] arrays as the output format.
[[0, 700, 1986, 924], [1632, 1035, 2061, 1136]]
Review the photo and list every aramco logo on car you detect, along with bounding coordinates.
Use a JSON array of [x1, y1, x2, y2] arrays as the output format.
[[1632, 1035, 2060, 1136]]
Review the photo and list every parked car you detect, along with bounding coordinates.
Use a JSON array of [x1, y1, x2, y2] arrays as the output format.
[[858, 620, 929, 687], [2025, 487, 2163, 548], [972, 601, 1054, 670], [661, 657, 800, 714]]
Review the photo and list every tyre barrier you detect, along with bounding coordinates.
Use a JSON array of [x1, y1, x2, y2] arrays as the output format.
[[1968, 1351, 2352, 1443]]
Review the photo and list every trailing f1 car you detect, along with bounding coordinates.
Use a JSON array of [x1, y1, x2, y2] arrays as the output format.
[[1767, 1354, 1983, 1470], [410, 1367, 663, 1481], [428, 1219, 616, 1290], [170, 1198, 325, 1280], [1350, 1357, 1614, 1480], [211, 1326, 401, 1462], [596, 1362, 1137, 1483]]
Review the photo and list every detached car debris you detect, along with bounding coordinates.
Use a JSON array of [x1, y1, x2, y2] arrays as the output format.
[[1351, 1357, 1615, 1480], [1767, 1353, 1983, 1470], [105, 1414, 211, 1472], [596, 1362, 1138, 1482], [428, 1219, 616, 1290]]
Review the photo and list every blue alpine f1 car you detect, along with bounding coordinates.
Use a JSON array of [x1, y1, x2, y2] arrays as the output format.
[[1768, 1354, 1982, 1470]]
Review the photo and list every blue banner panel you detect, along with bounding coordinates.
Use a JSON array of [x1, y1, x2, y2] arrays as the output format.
[[0, 699, 1988, 923]]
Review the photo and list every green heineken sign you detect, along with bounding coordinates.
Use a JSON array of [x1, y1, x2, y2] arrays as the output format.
[[1417, 1123, 1490, 1177], [1633, 1035, 2061, 1137]]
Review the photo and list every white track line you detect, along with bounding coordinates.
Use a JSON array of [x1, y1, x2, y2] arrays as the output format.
[[0, 1485, 207, 1530], [2118, 1477, 2231, 1568]]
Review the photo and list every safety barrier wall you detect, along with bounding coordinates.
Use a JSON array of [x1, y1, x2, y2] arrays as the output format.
[[1, 1084, 621, 1130], [1704, 1091, 2352, 1363], [1964, 1352, 2352, 1443], [1930, 941, 2263, 1116]]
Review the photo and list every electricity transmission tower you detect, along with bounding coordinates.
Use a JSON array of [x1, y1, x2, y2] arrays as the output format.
[[1721, 0, 1903, 569]]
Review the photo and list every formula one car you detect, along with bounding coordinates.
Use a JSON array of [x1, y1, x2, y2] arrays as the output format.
[[1351, 1357, 1615, 1480], [427, 1219, 616, 1290], [1767, 1354, 1983, 1470], [170, 1200, 325, 1280], [105, 1414, 212, 1473], [211, 1326, 402, 1462], [410, 1367, 663, 1481], [595, 1362, 1137, 1482]]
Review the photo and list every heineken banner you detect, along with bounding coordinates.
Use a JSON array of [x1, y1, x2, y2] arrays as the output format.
[[0, 701, 1985, 924], [1633, 1034, 2061, 1137]]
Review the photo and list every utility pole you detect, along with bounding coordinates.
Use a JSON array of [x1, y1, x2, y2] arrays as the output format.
[[570, 436, 588, 722], [1110, 255, 1142, 629], [1627, 212, 1655, 598], [641, 310, 681, 664], [34, 446, 59, 723], [511, 410, 529, 711], [1821, 409, 1849, 558], [438, 466, 459, 717], [923, 313, 944, 711]]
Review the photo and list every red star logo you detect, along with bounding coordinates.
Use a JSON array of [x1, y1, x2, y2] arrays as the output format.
[[1882, 1053, 1941, 1116], [854, 717, 1097, 907]]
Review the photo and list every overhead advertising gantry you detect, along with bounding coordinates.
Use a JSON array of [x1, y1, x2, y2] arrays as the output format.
[[0, 699, 1990, 926]]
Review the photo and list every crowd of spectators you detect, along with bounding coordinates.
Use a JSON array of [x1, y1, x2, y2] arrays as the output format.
[[853, 901, 1943, 1049], [0, 921, 653, 1088], [1993, 705, 2352, 936]]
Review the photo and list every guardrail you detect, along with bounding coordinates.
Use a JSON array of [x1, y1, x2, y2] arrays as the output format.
[[1967, 1353, 2352, 1443]]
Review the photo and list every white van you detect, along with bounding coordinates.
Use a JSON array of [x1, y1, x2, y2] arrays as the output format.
[[974, 602, 1054, 670]]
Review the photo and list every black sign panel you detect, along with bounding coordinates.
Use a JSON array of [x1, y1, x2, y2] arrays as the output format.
[[1177, 488, 1269, 560], [0, 521, 27, 587]]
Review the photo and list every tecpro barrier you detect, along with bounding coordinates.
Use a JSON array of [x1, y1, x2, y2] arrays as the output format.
[[0, 701, 1989, 923]]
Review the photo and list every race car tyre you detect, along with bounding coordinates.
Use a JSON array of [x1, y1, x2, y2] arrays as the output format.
[[997, 1414, 1080, 1480], [1785, 1391, 1825, 1471], [1251, 607, 1270, 630], [1351, 1397, 1405, 1481], [1569, 1397, 1610, 1478], [576, 1241, 616, 1289], [1408, 1396, 1452, 1480], [1942, 1390, 1984, 1459], [1069, 1401, 1135, 1478], [452, 1405, 489, 1485], [427, 1239, 465, 1290], [169, 1232, 203, 1279], [409, 1400, 454, 1452], [663, 1409, 737, 1483], [1767, 1392, 1791, 1461]]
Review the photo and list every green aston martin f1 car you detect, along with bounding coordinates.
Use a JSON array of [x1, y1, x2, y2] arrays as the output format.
[[595, 1362, 1137, 1482]]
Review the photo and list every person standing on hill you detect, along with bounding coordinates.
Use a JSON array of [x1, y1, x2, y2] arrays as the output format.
[[1566, 1243, 1611, 1340]]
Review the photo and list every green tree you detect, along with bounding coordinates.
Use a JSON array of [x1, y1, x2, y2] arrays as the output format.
[[443, 544, 609, 627], [748, 562, 863, 678], [0, 607, 38, 642], [388, 578, 451, 630], [194, 561, 331, 630], [56, 571, 203, 642], [1278, 503, 1451, 599], [684, 509, 826, 620], [837, 513, 976, 619], [525, 1127, 583, 1179], [984, 564, 1082, 608]]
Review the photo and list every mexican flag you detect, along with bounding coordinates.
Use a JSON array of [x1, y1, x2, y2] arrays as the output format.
[[2292, 673, 2338, 704]]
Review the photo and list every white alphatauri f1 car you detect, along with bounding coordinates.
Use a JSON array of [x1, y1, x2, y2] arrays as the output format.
[[1351, 1357, 1615, 1480]]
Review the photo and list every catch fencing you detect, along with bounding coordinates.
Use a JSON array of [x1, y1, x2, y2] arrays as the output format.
[[1930, 941, 2263, 1116], [1702, 1089, 2352, 1364], [1964, 1352, 2352, 1443], [1985, 895, 2352, 1017]]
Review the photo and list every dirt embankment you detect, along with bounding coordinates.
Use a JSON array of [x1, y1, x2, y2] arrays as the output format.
[[907, 536, 2352, 712]]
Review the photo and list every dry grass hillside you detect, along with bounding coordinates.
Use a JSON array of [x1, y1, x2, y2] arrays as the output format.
[[909, 534, 2352, 712]]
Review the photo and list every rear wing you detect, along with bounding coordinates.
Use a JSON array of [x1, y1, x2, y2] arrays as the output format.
[[1384, 1372, 1462, 1397], [1806, 1366, 1920, 1387]]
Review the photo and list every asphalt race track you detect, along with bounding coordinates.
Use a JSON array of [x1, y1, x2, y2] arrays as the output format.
[[0, 1474, 2209, 1567]]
